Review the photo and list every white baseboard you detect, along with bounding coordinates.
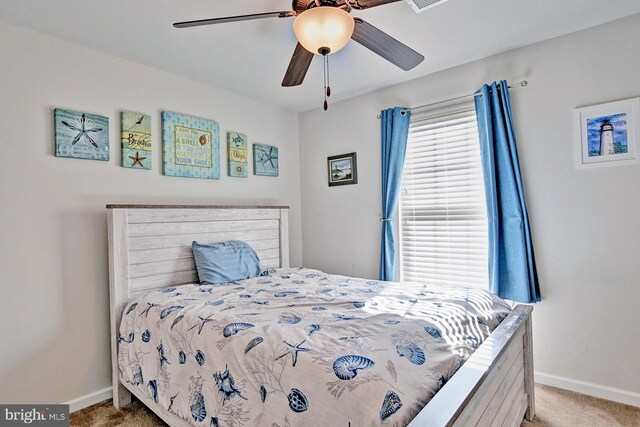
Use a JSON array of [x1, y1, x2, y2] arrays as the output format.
[[64, 386, 113, 413], [63, 374, 640, 413], [535, 371, 640, 408]]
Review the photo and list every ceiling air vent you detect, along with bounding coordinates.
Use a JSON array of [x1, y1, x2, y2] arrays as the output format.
[[403, 0, 451, 13]]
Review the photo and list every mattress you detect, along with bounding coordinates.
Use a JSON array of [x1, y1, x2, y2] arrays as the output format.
[[118, 267, 511, 426]]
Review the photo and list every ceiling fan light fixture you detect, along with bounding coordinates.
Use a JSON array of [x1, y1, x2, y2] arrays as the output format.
[[293, 6, 355, 55]]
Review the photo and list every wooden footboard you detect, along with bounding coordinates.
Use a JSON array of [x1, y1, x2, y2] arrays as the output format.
[[408, 305, 534, 427]]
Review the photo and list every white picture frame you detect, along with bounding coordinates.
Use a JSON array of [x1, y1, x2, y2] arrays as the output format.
[[575, 97, 640, 168]]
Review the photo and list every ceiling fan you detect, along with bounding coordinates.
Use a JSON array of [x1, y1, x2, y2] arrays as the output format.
[[174, 0, 424, 110]]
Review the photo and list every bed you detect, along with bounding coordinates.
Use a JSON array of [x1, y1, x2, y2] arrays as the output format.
[[108, 205, 534, 426]]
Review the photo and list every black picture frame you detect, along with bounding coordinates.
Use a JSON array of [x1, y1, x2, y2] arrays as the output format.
[[327, 152, 358, 187]]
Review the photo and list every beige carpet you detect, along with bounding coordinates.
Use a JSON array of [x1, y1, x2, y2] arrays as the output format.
[[521, 384, 640, 427], [70, 384, 640, 426]]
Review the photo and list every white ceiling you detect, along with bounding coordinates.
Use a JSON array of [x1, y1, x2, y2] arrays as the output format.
[[1, 0, 639, 112]]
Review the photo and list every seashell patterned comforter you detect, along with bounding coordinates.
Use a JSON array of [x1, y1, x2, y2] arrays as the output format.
[[118, 268, 511, 427]]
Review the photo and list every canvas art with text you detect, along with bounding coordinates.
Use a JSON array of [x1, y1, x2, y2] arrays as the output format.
[[161, 111, 220, 179], [54, 108, 109, 161], [253, 144, 279, 177], [121, 111, 151, 170], [227, 131, 248, 177]]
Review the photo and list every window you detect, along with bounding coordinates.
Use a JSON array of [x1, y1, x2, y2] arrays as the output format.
[[399, 104, 488, 289]]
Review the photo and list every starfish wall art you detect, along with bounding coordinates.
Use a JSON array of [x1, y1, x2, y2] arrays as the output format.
[[54, 108, 109, 161], [253, 143, 279, 177]]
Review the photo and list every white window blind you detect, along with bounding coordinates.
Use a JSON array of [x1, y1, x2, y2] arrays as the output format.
[[399, 104, 489, 289]]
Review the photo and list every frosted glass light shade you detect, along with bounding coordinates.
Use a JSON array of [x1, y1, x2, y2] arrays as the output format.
[[293, 7, 355, 54]]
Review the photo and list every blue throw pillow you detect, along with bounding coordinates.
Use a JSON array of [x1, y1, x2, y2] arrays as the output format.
[[192, 240, 262, 285]]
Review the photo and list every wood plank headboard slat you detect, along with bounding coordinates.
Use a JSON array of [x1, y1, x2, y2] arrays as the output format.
[[128, 229, 280, 251], [128, 219, 279, 237], [128, 241, 280, 264]]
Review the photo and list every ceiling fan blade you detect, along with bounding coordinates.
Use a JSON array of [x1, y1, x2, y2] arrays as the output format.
[[351, 18, 424, 71], [350, 0, 402, 9], [292, 0, 310, 13], [293, 0, 398, 12], [174, 11, 295, 28], [282, 43, 314, 87]]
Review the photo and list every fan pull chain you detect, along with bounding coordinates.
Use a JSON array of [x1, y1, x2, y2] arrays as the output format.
[[326, 54, 331, 98], [323, 53, 329, 111]]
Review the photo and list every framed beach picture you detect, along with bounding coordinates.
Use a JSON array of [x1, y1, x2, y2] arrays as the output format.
[[328, 152, 357, 186], [575, 98, 639, 168], [161, 111, 220, 179]]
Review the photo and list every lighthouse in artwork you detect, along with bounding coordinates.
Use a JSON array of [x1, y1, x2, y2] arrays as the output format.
[[599, 119, 615, 155]]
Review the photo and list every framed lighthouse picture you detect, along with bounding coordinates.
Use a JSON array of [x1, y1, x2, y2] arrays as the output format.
[[575, 97, 639, 168]]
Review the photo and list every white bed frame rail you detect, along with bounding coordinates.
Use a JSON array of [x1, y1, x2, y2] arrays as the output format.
[[408, 304, 535, 427], [107, 205, 534, 427]]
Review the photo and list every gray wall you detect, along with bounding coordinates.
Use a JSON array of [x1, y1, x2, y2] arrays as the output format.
[[299, 14, 640, 403], [0, 22, 302, 405]]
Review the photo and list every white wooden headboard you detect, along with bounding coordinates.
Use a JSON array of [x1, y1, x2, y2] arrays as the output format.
[[106, 204, 289, 407]]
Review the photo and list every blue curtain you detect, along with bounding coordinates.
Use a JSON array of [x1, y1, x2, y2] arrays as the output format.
[[379, 107, 411, 281], [475, 81, 541, 303]]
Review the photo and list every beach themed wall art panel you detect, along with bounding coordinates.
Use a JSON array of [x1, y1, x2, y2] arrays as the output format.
[[162, 111, 220, 179], [327, 152, 358, 186], [54, 108, 109, 161], [575, 97, 639, 168], [253, 144, 279, 177], [121, 111, 151, 170], [227, 131, 248, 177]]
